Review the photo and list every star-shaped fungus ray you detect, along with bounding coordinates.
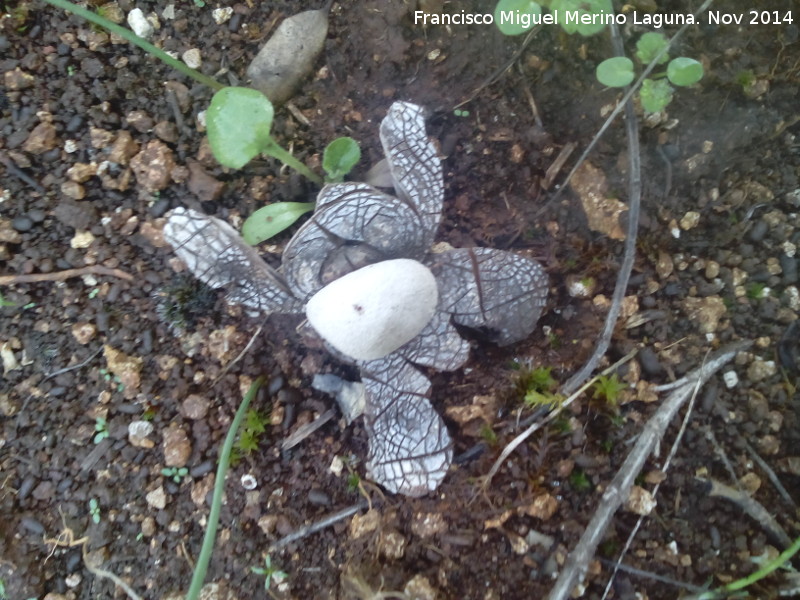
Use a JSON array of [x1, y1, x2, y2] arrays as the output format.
[[379, 101, 443, 247], [163, 208, 302, 315], [359, 353, 452, 497], [282, 182, 429, 302], [430, 247, 549, 346]]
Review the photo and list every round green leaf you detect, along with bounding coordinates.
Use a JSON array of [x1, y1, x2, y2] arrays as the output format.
[[207, 87, 274, 169], [242, 202, 315, 245], [635, 32, 669, 65], [667, 57, 704, 86], [322, 137, 361, 182], [493, 0, 542, 36], [596, 57, 634, 87], [639, 78, 673, 113], [551, 0, 613, 36]]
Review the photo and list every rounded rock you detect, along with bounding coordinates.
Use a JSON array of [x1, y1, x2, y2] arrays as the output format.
[[12, 215, 34, 232], [305, 259, 438, 361]]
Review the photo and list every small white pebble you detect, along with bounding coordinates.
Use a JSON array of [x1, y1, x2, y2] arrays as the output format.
[[162, 3, 175, 19], [783, 286, 800, 311], [782, 241, 796, 257], [666, 540, 679, 555], [241, 474, 257, 490], [127, 8, 154, 39], [70, 230, 95, 249], [329, 455, 344, 477], [212, 6, 233, 24], [182, 48, 201, 70], [64, 139, 78, 153], [722, 370, 739, 389], [680, 211, 700, 230]]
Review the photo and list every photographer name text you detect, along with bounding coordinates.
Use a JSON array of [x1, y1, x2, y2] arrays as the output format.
[[414, 10, 794, 28]]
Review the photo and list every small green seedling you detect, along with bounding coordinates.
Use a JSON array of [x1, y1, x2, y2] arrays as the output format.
[[161, 466, 189, 483], [0, 293, 16, 308], [591, 373, 626, 406], [494, 0, 612, 37], [551, 0, 612, 36], [569, 469, 591, 492], [493, 0, 541, 36], [453, 108, 470, 117], [746, 282, 769, 300], [479, 423, 498, 446], [242, 135, 361, 243], [207, 87, 322, 182], [322, 136, 361, 183], [88, 288, 100, 299], [242, 202, 315, 245], [89, 498, 101, 524], [596, 32, 704, 113], [208, 88, 363, 242], [346, 472, 361, 494], [230, 408, 269, 464], [93, 417, 109, 444], [99, 368, 124, 392], [251, 554, 288, 592], [520, 366, 563, 409]]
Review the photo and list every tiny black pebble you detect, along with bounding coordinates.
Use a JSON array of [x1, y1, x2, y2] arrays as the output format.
[[150, 198, 171, 218], [27, 208, 46, 223], [12, 215, 34, 232]]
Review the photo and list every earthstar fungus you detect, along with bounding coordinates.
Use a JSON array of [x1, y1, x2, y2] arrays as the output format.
[[163, 102, 548, 496]]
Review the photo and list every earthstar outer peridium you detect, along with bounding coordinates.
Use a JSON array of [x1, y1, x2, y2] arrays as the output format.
[[163, 102, 548, 496]]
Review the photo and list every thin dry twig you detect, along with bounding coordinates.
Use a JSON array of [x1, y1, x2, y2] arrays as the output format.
[[600, 351, 705, 600], [44, 523, 143, 600], [546, 341, 750, 600], [454, 26, 540, 109], [0, 265, 134, 285], [560, 21, 641, 396], [281, 408, 337, 450], [268, 499, 369, 552], [743, 440, 797, 509], [212, 319, 266, 387], [0, 150, 45, 193], [701, 477, 793, 548]]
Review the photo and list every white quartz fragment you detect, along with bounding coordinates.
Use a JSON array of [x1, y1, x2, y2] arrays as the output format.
[[127, 8, 154, 39], [306, 259, 438, 361]]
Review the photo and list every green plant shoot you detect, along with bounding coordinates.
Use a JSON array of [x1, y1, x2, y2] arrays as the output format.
[[185, 377, 264, 600], [597, 31, 704, 114], [493, 0, 542, 36], [635, 32, 670, 65], [251, 554, 288, 591], [322, 136, 361, 183], [666, 57, 704, 86], [596, 57, 634, 87], [639, 78, 674, 113], [242, 202, 315, 245], [550, 0, 613, 36], [206, 87, 322, 184], [591, 373, 626, 405]]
